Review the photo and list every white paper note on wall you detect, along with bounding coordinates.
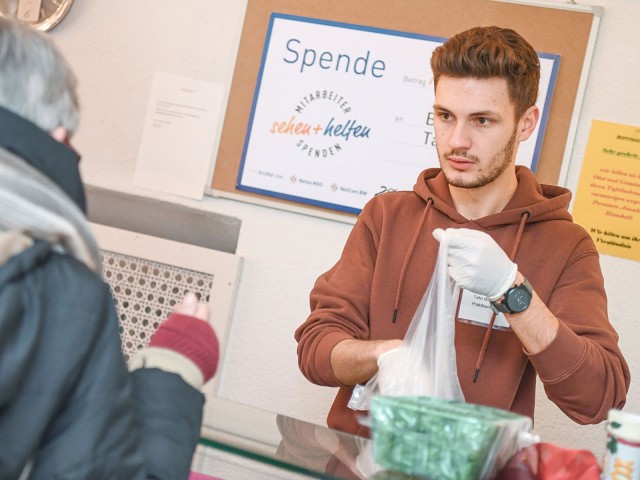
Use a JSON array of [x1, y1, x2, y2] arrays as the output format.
[[134, 72, 224, 200]]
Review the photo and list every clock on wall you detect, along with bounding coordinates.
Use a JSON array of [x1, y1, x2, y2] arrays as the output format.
[[0, 0, 74, 32]]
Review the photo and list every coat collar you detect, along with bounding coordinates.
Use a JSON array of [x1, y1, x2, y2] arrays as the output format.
[[0, 105, 86, 212]]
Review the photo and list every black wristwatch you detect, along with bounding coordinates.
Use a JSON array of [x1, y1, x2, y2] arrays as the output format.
[[490, 278, 533, 315]]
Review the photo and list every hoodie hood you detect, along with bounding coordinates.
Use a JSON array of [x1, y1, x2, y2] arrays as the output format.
[[391, 165, 573, 325], [414, 166, 573, 228], [408, 166, 575, 381], [404, 167, 575, 302]]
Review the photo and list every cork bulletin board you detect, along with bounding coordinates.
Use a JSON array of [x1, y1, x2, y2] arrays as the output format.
[[210, 0, 601, 221]]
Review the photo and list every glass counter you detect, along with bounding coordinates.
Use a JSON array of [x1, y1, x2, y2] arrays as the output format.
[[192, 397, 412, 479]]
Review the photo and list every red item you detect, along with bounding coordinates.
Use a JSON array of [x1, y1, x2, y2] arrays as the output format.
[[189, 473, 223, 480], [495, 442, 601, 480], [149, 313, 219, 382]]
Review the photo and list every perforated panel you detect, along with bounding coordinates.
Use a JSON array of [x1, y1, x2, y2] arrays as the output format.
[[101, 250, 214, 361], [91, 222, 243, 398]]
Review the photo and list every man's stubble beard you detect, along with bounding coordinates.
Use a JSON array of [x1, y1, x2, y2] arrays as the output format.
[[440, 128, 518, 189]]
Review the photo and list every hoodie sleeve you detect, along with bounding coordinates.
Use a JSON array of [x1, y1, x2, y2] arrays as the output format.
[[527, 236, 630, 424], [295, 201, 381, 388]]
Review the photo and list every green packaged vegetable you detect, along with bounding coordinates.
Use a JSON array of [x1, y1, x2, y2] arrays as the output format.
[[368, 396, 533, 480]]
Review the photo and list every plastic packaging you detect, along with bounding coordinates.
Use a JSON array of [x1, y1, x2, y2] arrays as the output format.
[[601, 409, 640, 480], [495, 442, 600, 479], [348, 237, 464, 411], [367, 396, 533, 480]]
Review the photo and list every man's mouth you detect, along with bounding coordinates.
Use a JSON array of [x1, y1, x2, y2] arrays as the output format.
[[444, 153, 476, 169]]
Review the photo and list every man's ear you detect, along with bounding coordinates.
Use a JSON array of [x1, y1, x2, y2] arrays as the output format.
[[50, 126, 68, 143], [517, 106, 540, 143]]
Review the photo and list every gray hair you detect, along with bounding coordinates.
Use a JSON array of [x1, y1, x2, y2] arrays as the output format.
[[0, 17, 78, 134]]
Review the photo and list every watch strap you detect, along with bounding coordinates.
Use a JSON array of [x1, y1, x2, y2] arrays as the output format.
[[489, 299, 511, 315]]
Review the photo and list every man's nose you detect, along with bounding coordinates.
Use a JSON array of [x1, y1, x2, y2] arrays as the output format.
[[448, 122, 472, 150]]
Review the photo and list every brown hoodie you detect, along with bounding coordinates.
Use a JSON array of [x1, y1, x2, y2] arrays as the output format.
[[295, 167, 630, 436]]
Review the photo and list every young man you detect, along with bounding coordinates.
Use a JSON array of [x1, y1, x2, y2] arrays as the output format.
[[0, 18, 219, 478], [295, 26, 630, 436]]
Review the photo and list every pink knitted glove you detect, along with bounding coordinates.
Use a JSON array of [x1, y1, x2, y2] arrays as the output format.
[[148, 312, 219, 383]]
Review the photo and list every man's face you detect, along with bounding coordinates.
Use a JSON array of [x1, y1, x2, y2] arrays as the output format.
[[433, 76, 521, 189]]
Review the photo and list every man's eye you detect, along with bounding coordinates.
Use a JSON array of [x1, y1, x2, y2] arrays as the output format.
[[477, 117, 491, 125]]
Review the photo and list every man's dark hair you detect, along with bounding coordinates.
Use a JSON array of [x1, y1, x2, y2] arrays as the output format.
[[431, 26, 540, 119]]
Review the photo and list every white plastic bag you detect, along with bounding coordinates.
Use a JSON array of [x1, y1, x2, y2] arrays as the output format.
[[349, 236, 464, 410]]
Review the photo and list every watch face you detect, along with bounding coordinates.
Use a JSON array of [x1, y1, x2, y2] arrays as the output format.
[[506, 286, 532, 313], [0, 0, 74, 32]]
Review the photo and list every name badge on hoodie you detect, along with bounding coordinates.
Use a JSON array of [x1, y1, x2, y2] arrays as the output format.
[[455, 289, 511, 331]]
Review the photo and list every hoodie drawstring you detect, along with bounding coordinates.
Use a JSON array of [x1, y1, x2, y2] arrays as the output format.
[[473, 210, 531, 382], [392, 198, 433, 323]]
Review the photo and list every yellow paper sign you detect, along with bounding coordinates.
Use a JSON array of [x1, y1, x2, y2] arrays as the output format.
[[572, 120, 640, 261]]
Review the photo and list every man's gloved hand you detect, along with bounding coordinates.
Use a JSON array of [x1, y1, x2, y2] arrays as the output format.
[[433, 228, 517, 301]]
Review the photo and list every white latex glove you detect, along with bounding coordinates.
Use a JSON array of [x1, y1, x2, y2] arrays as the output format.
[[433, 228, 517, 301]]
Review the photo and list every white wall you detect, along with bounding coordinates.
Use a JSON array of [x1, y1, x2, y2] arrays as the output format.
[[50, 0, 639, 460]]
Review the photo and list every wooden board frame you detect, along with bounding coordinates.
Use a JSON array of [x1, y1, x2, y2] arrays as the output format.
[[210, 0, 601, 222]]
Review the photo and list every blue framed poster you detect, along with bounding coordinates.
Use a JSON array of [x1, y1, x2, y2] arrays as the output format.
[[236, 13, 559, 215]]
